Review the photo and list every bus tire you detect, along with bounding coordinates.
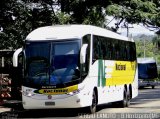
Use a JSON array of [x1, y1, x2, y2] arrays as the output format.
[[89, 90, 97, 114], [119, 88, 127, 108], [126, 90, 131, 107], [152, 86, 155, 89]]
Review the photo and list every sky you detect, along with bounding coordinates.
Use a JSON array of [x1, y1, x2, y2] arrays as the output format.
[[106, 16, 155, 37]]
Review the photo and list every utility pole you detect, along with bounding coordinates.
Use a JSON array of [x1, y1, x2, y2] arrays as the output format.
[[121, 22, 134, 37], [144, 39, 146, 58]]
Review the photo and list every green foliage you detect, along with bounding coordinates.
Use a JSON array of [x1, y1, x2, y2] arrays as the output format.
[[0, 0, 59, 49], [106, 0, 158, 25], [0, 0, 160, 50], [82, 6, 106, 27], [56, 12, 71, 25], [152, 35, 160, 49], [135, 35, 160, 65], [106, 4, 122, 16]]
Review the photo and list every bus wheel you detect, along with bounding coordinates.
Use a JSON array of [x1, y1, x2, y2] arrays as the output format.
[[119, 88, 127, 108], [89, 91, 97, 113], [126, 90, 131, 107]]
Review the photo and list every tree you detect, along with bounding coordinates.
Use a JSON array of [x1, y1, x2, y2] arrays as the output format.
[[106, 0, 160, 33], [0, 0, 59, 49], [0, 0, 160, 50], [135, 35, 160, 64], [59, 0, 109, 27], [152, 35, 160, 50], [60, 0, 160, 32]]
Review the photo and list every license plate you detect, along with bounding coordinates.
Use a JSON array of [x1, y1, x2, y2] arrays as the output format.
[[45, 102, 55, 106]]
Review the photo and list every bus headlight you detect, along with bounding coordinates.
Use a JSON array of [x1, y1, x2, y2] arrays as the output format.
[[67, 89, 80, 95], [27, 92, 33, 97], [23, 89, 34, 97], [67, 85, 85, 95]]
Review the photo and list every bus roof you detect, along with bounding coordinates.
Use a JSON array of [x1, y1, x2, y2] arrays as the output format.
[[26, 25, 131, 42], [137, 57, 156, 64]]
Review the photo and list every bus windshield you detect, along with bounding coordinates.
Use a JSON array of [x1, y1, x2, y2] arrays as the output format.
[[24, 39, 81, 88]]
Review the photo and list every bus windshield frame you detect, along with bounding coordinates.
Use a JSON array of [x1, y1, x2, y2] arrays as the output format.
[[24, 39, 81, 88]]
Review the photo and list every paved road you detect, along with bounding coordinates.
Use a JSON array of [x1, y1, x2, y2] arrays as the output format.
[[0, 86, 160, 119]]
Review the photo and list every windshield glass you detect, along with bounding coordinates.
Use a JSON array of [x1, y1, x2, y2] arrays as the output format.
[[24, 39, 81, 88], [138, 63, 158, 79]]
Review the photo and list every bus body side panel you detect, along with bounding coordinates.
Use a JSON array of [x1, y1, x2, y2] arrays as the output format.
[[131, 66, 138, 98], [89, 60, 138, 105]]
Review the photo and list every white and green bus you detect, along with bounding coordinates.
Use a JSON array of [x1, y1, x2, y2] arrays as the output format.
[[13, 25, 138, 113]]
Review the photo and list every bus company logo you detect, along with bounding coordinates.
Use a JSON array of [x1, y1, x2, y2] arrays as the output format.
[[48, 95, 52, 99], [34, 85, 78, 95], [36, 89, 69, 94], [43, 89, 68, 93], [116, 63, 126, 70]]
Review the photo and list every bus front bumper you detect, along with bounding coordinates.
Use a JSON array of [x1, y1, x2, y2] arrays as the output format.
[[22, 92, 92, 109]]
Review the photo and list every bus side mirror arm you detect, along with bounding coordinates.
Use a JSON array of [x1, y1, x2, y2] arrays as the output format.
[[80, 44, 88, 64], [13, 48, 23, 67]]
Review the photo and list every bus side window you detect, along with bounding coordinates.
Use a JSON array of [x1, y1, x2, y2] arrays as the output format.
[[134, 43, 136, 60], [98, 38, 103, 59], [126, 42, 131, 61], [111, 41, 115, 60], [107, 39, 112, 60], [130, 42, 136, 61], [126, 42, 130, 61], [125, 41, 128, 61], [93, 36, 99, 62], [115, 40, 120, 60], [121, 41, 126, 61], [101, 38, 107, 59], [119, 41, 123, 60]]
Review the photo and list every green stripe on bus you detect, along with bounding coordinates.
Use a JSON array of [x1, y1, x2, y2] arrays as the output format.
[[98, 60, 106, 87]]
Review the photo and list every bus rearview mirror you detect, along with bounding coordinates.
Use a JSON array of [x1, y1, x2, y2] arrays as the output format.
[[80, 44, 88, 64], [13, 48, 22, 67]]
